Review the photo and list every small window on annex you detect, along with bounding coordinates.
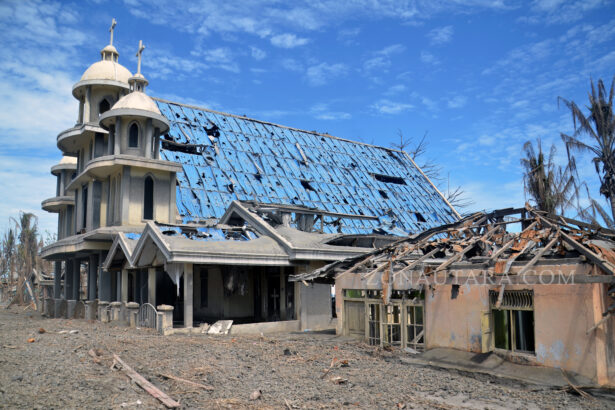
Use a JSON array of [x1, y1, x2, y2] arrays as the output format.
[[490, 290, 535, 354], [143, 176, 154, 220], [129, 123, 139, 148]]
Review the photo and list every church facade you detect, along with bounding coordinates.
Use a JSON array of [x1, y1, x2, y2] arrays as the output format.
[[41, 23, 459, 332]]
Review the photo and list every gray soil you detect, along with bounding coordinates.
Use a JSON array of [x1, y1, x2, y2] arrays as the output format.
[[0, 306, 610, 409]]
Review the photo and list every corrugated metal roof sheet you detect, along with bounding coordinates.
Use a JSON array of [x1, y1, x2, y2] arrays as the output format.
[[156, 99, 459, 235]]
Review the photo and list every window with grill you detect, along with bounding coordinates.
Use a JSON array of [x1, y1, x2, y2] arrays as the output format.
[[489, 290, 535, 353]]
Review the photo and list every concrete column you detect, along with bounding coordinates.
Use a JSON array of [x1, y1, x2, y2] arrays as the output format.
[[88, 254, 99, 300], [107, 127, 114, 155], [148, 267, 156, 307], [99, 269, 111, 302], [154, 134, 160, 159], [144, 119, 153, 159], [78, 99, 84, 124], [72, 259, 81, 300], [121, 269, 128, 303], [184, 263, 193, 328], [114, 117, 121, 155], [53, 260, 62, 299], [85, 300, 97, 320], [64, 259, 74, 300], [59, 172, 65, 196], [84, 86, 91, 123]]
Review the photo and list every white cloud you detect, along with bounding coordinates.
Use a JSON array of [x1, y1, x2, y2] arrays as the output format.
[[371, 99, 414, 114], [0, 153, 58, 238], [385, 84, 407, 96], [310, 103, 351, 120], [251, 46, 266, 60], [521, 0, 607, 24], [196, 47, 240, 73], [427, 25, 454, 45], [306, 62, 347, 86], [420, 51, 439, 65], [448, 95, 467, 108], [270, 33, 309, 48], [281, 58, 304, 72], [363, 44, 405, 72]]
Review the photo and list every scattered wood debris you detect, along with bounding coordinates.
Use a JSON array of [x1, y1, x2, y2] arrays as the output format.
[[112, 354, 180, 408], [158, 373, 214, 391]]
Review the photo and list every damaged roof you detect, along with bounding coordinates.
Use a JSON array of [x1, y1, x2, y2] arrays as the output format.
[[291, 205, 615, 290], [155, 98, 459, 235]]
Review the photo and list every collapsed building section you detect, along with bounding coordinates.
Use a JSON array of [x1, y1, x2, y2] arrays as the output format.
[[292, 205, 615, 385]]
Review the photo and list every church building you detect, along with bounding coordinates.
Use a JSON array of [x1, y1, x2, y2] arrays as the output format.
[[41, 22, 459, 332]]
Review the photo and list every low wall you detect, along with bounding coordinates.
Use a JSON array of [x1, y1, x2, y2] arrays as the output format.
[[230, 320, 300, 335]]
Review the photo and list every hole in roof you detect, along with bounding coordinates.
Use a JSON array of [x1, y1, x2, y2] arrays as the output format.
[[378, 190, 389, 199], [300, 180, 315, 191], [414, 212, 426, 223], [373, 173, 406, 185]]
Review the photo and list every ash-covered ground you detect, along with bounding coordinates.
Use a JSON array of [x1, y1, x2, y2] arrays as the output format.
[[0, 307, 608, 409]]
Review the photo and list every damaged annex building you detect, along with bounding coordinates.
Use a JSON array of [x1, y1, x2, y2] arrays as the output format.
[[39, 25, 459, 334], [292, 205, 615, 385]]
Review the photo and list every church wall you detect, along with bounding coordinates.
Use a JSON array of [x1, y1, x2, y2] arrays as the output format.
[[125, 168, 172, 224]]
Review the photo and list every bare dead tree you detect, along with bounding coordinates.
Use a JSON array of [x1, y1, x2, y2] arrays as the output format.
[[391, 130, 473, 210]]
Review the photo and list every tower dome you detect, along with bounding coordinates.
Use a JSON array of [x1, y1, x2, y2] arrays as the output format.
[[72, 19, 132, 99], [100, 41, 169, 134]]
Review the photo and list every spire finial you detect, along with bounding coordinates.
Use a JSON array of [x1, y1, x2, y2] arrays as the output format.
[[136, 40, 145, 75], [109, 18, 117, 46]]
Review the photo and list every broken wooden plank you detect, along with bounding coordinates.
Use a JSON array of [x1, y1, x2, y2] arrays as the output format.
[[535, 213, 615, 275], [435, 225, 501, 272], [112, 354, 180, 408], [516, 232, 560, 276], [586, 312, 612, 335], [159, 373, 214, 391]]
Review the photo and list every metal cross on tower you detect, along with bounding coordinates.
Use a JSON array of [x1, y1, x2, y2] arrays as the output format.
[[136, 40, 145, 75], [109, 18, 117, 45]]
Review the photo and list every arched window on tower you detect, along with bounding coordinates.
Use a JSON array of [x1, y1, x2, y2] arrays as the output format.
[[143, 176, 154, 220], [99, 99, 110, 117], [129, 123, 139, 147]]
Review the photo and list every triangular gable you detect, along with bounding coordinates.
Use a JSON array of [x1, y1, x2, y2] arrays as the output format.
[[102, 232, 137, 270]]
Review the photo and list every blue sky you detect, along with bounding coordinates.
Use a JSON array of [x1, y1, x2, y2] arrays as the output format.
[[0, 0, 614, 237]]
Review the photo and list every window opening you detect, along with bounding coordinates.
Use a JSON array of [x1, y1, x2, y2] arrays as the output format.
[[129, 123, 139, 148], [406, 304, 424, 351], [383, 304, 402, 347], [373, 173, 406, 185], [82, 186, 88, 230], [143, 176, 154, 220], [368, 303, 381, 346], [490, 290, 535, 353], [99, 99, 110, 116]]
